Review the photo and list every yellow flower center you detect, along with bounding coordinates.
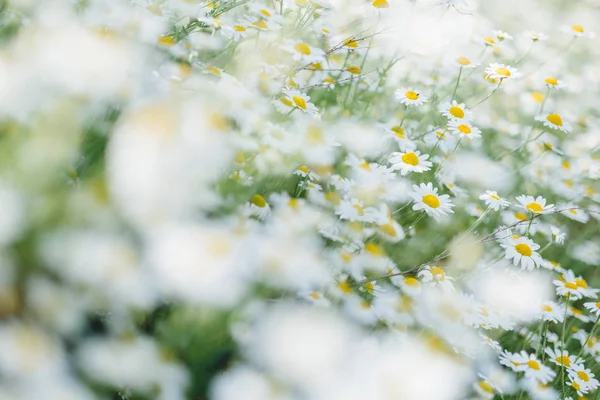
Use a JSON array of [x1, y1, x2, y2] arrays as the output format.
[[293, 96, 307, 110], [372, 0, 390, 8], [565, 281, 578, 290], [545, 77, 558, 86], [577, 371, 590, 382], [405, 91, 419, 100], [457, 124, 471, 134], [233, 25, 246, 32], [572, 25, 584, 33], [572, 381, 581, 391], [325, 191, 341, 205], [338, 281, 352, 294], [288, 198, 299, 208], [343, 38, 358, 48], [158, 36, 175, 46], [527, 360, 541, 370], [346, 65, 361, 74], [596, 301, 600, 308], [422, 194, 441, 209], [365, 243, 385, 257], [514, 212, 528, 220], [401, 152, 419, 166], [404, 277, 420, 287], [576, 278, 587, 288], [281, 97, 293, 107], [260, 9, 271, 17], [294, 43, 311, 55], [478, 381, 494, 394], [546, 113, 563, 127], [526, 202, 543, 213], [309, 291, 320, 300], [449, 106, 465, 118], [430, 267, 445, 280], [392, 125, 405, 138], [490, 194, 500, 200], [556, 355, 571, 367], [380, 223, 397, 237], [542, 304, 553, 312], [495, 67, 511, 77], [532, 92, 544, 102], [251, 194, 267, 208], [484, 36, 496, 45], [456, 57, 471, 65], [515, 243, 532, 257], [252, 20, 268, 29], [352, 204, 365, 216]]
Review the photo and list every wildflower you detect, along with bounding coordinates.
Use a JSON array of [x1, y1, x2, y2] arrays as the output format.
[[494, 30, 513, 41], [568, 364, 600, 393], [395, 87, 428, 106], [524, 30, 548, 41], [568, 24, 595, 38], [439, 100, 473, 122], [540, 301, 565, 323], [583, 300, 600, 316], [276, 90, 320, 116], [485, 63, 521, 80], [388, 150, 433, 175], [246, 194, 271, 219], [544, 77, 566, 90], [454, 56, 480, 69], [479, 190, 510, 211], [515, 195, 554, 214], [504, 236, 543, 270], [545, 347, 580, 369], [535, 113, 572, 133], [448, 120, 481, 139], [517, 352, 556, 383], [418, 265, 454, 290], [410, 183, 454, 219], [286, 41, 325, 63]]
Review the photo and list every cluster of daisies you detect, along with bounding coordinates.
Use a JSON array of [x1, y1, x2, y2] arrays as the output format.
[[1, 0, 600, 399]]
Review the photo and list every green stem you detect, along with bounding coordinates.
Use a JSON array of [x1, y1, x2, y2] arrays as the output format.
[[451, 67, 462, 101]]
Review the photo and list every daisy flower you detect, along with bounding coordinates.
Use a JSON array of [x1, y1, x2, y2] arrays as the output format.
[[524, 30, 548, 41], [544, 77, 566, 90], [567, 24, 595, 38], [335, 198, 369, 222], [494, 30, 513, 41], [485, 63, 521, 80], [545, 347, 580, 369], [395, 87, 428, 106], [246, 194, 271, 219], [448, 120, 481, 139], [418, 265, 454, 291], [560, 205, 589, 223], [583, 301, 600, 316], [277, 90, 320, 116], [388, 151, 432, 175], [479, 190, 510, 211], [439, 100, 473, 122], [504, 236, 543, 270], [409, 183, 454, 220], [515, 195, 554, 214], [535, 112, 572, 133], [552, 270, 593, 300], [550, 225, 566, 244], [285, 41, 325, 63], [568, 364, 600, 393], [516, 353, 556, 383], [293, 165, 319, 180], [567, 376, 590, 397], [455, 56, 480, 69], [540, 301, 565, 323]]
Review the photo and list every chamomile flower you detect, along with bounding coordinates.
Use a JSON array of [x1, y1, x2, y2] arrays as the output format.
[[454, 56, 480, 69], [543, 77, 566, 90], [540, 301, 565, 323], [246, 194, 271, 219], [410, 183, 454, 219], [479, 190, 510, 211], [418, 265, 454, 290], [388, 151, 432, 175], [568, 364, 600, 392], [560, 205, 589, 223], [448, 120, 481, 139], [504, 236, 543, 270], [395, 87, 428, 106], [277, 90, 320, 117], [494, 30, 513, 41], [535, 112, 572, 133], [285, 41, 325, 63], [550, 225, 566, 244], [545, 348, 580, 369], [583, 300, 600, 316], [439, 100, 473, 122], [524, 30, 548, 41], [517, 353, 556, 383], [516, 195, 554, 214], [567, 24, 595, 38], [485, 63, 521, 80]]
